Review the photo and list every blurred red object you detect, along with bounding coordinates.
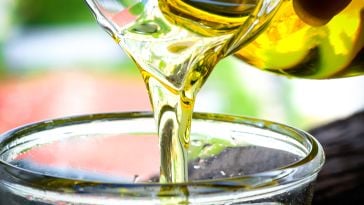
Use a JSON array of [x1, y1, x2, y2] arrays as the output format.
[[0, 70, 151, 133], [0, 71, 158, 178], [16, 134, 160, 181]]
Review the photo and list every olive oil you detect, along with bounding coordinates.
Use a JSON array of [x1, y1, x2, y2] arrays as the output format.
[[235, 0, 364, 78], [86, 0, 281, 183]]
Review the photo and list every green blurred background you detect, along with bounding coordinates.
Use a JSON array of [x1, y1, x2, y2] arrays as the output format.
[[0, 0, 363, 132]]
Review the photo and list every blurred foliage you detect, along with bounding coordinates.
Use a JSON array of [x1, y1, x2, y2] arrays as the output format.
[[204, 59, 261, 117], [0, 47, 5, 75], [0, 0, 16, 73], [16, 0, 93, 26]]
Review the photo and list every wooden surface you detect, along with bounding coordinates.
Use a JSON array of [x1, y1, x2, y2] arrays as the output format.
[[310, 110, 364, 204]]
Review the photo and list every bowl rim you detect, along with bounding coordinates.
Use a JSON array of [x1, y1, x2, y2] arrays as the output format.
[[0, 112, 325, 196]]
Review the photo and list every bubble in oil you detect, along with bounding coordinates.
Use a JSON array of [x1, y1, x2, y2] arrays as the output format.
[[130, 21, 160, 34], [193, 165, 201, 169], [191, 139, 202, 147]]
